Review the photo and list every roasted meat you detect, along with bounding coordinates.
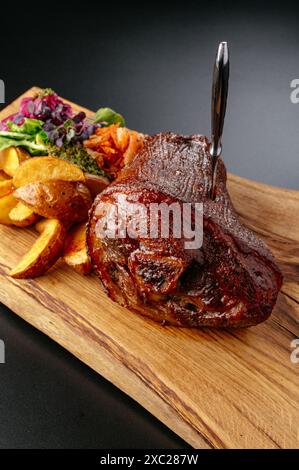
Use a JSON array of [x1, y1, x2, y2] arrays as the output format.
[[87, 133, 282, 327]]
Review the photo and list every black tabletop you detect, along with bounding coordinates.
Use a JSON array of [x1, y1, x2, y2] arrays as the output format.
[[0, 2, 298, 448]]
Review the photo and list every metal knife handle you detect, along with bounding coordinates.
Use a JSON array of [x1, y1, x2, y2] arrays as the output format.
[[210, 42, 229, 197]]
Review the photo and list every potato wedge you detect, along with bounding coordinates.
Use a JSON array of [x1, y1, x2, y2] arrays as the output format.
[[35, 218, 52, 234], [14, 181, 92, 225], [63, 223, 91, 275], [13, 156, 85, 188], [9, 202, 39, 227], [0, 171, 10, 181], [84, 173, 110, 198], [0, 147, 29, 177], [0, 193, 18, 225], [10, 218, 66, 279], [0, 179, 14, 198]]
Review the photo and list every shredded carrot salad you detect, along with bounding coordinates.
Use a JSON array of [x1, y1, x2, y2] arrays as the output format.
[[84, 124, 145, 178]]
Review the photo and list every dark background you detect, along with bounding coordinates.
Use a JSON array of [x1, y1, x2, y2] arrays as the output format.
[[0, 1, 298, 448]]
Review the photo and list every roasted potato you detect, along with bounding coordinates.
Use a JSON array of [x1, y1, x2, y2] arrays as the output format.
[[14, 180, 92, 225], [84, 173, 110, 199], [10, 218, 66, 279], [13, 156, 85, 188], [0, 179, 14, 198], [0, 147, 29, 177], [0, 193, 18, 225], [9, 202, 39, 227], [63, 223, 91, 275], [0, 170, 10, 181]]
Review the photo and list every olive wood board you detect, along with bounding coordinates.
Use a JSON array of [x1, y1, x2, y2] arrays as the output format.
[[0, 87, 298, 449]]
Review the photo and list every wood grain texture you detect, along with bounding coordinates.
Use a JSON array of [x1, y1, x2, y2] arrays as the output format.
[[0, 87, 298, 449]]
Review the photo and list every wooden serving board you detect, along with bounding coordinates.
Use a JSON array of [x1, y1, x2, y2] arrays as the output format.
[[0, 87, 298, 449]]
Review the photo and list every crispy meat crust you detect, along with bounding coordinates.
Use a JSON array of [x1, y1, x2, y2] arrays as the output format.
[[87, 133, 282, 327]]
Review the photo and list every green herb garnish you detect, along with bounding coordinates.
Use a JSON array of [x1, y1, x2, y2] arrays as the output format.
[[49, 143, 110, 178], [35, 88, 56, 98]]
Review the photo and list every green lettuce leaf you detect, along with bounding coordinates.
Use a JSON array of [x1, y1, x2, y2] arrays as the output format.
[[0, 130, 32, 139], [0, 118, 48, 155], [94, 107, 125, 127], [8, 118, 44, 135], [0, 136, 47, 155]]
